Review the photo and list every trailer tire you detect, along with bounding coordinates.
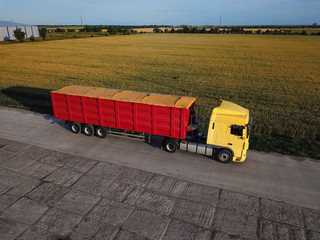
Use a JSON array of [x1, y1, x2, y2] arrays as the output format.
[[70, 122, 81, 134], [83, 124, 94, 136], [95, 126, 107, 138], [163, 139, 177, 153], [216, 149, 232, 163]]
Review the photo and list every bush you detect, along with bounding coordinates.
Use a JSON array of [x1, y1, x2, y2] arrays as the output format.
[[29, 35, 35, 42], [13, 28, 25, 42]]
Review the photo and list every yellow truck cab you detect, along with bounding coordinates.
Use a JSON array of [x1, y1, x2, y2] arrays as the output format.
[[178, 99, 252, 163], [207, 100, 251, 162]]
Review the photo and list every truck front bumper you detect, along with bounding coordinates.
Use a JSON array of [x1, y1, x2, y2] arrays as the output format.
[[233, 153, 247, 162]]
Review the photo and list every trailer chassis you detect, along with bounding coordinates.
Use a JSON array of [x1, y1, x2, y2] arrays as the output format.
[[66, 121, 232, 163]]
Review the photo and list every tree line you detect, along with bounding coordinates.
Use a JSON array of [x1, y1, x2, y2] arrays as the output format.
[[153, 26, 320, 35], [52, 26, 137, 35]]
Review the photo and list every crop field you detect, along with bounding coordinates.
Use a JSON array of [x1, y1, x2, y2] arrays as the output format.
[[0, 34, 319, 146]]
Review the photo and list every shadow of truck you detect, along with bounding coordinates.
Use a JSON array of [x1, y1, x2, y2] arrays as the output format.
[[1, 86, 53, 115]]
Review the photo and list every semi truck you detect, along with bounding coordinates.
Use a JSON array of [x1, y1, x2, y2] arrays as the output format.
[[51, 85, 252, 163]]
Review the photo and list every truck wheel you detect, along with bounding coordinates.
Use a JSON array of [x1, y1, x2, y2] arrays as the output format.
[[95, 126, 107, 138], [83, 124, 94, 136], [216, 149, 232, 163], [163, 140, 177, 153], [70, 122, 81, 134]]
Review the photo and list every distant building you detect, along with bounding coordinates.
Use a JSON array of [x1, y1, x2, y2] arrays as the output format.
[[0, 21, 40, 41], [312, 22, 317, 26]]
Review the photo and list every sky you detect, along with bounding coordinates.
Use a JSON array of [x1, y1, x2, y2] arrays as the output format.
[[1, 0, 320, 26]]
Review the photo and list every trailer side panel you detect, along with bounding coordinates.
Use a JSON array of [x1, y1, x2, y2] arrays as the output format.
[[51, 86, 194, 139]]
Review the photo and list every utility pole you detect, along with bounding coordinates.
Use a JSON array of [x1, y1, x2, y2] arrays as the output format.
[[219, 15, 222, 27], [80, 16, 83, 26]]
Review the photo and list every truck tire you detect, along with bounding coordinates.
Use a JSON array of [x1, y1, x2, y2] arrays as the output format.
[[83, 124, 94, 136], [216, 149, 232, 163], [70, 122, 81, 134], [163, 139, 177, 153], [95, 126, 107, 138]]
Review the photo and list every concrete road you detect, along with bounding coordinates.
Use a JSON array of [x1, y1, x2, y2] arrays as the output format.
[[0, 107, 319, 210]]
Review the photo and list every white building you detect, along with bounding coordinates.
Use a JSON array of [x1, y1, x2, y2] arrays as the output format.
[[0, 21, 40, 41]]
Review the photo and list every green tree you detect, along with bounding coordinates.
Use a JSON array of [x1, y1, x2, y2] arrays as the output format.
[[190, 27, 197, 33], [108, 26, 117, 34], [153, 27, 160, 33], [39, 27, 47, 40], [209, 27, 219, 33], [200, 27, 206, 33], [13, 28, 25, 42], [30, 35, 35, 41], [183, 26, 190, 33]]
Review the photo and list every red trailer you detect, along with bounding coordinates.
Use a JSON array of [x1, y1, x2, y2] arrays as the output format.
[[51, 86, 196, 140]]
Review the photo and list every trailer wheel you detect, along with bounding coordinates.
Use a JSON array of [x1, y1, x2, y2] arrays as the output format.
[[70, 122, 81, 134], [216, 149, 232, 163], [95, 126, 107, 138], [83, 124, 94, 136], [163, 139, 177, 153]]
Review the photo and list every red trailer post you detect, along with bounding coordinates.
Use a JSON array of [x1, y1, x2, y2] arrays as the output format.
[[51, 86, 196, 140]]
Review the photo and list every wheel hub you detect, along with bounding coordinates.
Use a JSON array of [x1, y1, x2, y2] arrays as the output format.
[[84, 127, 90, 134], [167, 143, 174, 151], [97, 129, 103, 136], [221, 154, 228, 160]]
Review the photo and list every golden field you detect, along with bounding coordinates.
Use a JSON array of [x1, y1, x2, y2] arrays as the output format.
[[0, 34, 319, 139]]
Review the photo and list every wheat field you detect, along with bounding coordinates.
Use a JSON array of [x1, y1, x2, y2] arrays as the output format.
[[1, 34, 319, 139]]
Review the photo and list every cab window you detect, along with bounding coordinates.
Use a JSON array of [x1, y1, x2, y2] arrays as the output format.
[[231, 125, 244, 136]]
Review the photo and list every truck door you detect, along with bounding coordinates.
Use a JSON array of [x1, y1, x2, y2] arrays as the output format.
[[228, 125, 245, 158]]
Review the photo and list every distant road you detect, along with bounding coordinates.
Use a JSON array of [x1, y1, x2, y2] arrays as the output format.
[[0, 107, 319, 210]]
